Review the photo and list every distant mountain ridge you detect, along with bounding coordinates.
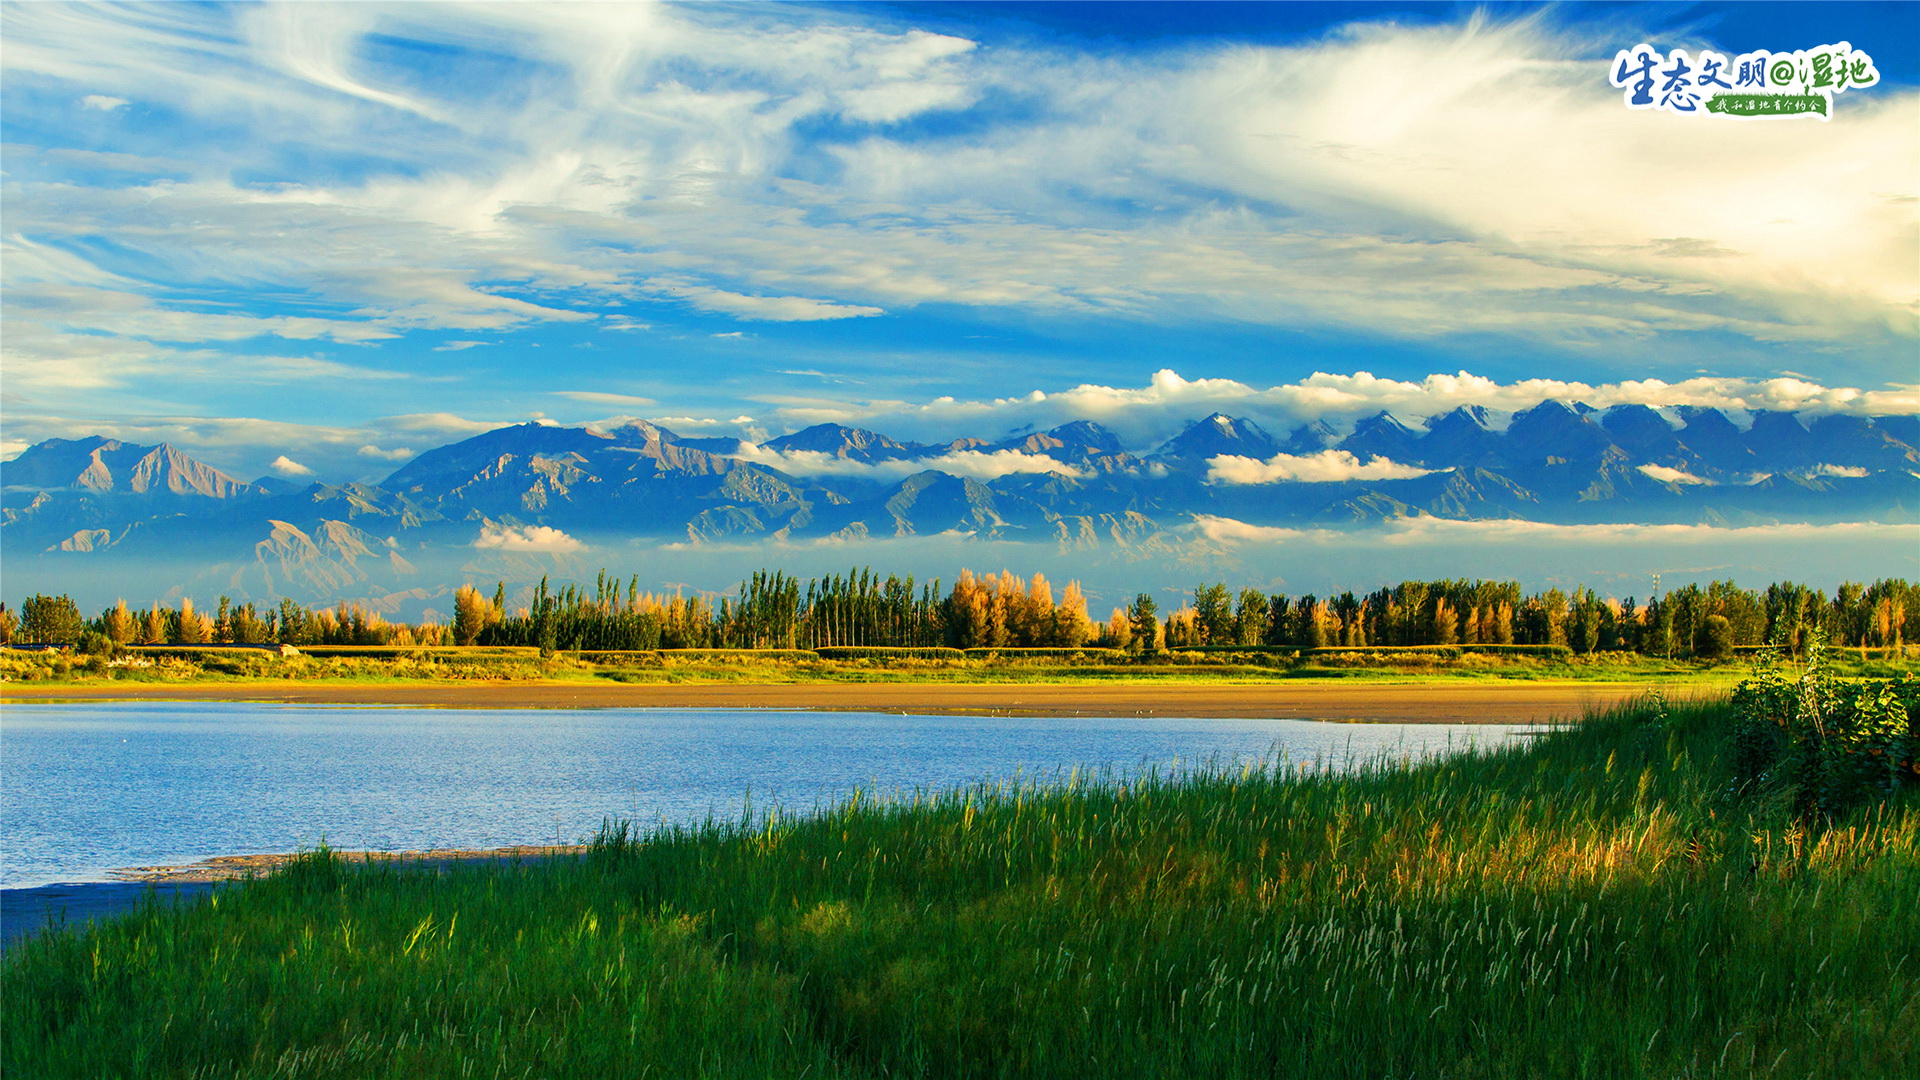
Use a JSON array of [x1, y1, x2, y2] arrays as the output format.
[[5, 437, 257, 499], [5, 402, 1916, 602]]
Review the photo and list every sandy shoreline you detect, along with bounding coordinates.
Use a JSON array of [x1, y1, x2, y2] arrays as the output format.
[[105, 843, 592, 884], [0, 678, 1661, 721]]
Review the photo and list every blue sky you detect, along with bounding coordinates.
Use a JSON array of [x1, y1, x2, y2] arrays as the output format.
[[2, 0, 1915, 481]]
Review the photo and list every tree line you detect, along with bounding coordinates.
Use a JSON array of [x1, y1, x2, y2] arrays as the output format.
[[3, 571, 1914, 658]]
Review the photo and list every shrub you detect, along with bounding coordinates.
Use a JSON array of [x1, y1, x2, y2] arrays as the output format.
[[959, 647, 1121, 661], [1310, 645, 1464, 659], [1728, 636, 1918, 816], [1460, 644, 1575, 658], [1699, 615, 1735, 660], [818, 647, 961, 661], [76, 630, 117, 657]]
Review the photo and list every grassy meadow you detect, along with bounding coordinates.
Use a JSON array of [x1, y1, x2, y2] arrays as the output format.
[[6, 692, 1916, 1078]]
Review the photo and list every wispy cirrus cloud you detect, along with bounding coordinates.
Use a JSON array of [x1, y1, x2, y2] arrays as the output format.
[[553, 391, 658, 408], [2, 1, 1911, 422], [647, 281, 885, 322]]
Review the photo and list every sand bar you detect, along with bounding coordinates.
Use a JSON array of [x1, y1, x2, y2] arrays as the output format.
[[0, 678, 1662, 722]]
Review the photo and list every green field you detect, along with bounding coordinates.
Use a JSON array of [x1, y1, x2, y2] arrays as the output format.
[[7, 692, 1915, 1078]]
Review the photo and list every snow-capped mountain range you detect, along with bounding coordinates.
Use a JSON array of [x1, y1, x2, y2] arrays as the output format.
[[4, 400, 1916, 602]]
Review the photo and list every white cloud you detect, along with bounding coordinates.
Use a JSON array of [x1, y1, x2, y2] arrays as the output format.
[[649, 281, 885, 322], [1811, 463, 1871, 479], [472, 524, 585, 552], [267, 454, 313, 477], [379, 412, 505, 437], [650, 415, 757, 430], [749, 368, 1920, 452], [357, 445, 415, 462], [1375, 518, 1920, 546], [920, 448, 1084, 481], [1636, 463, 1713, 486], [3, 0, 1910, 409], [1193, 514, 1920, 549], [553, 391, 658, 407], [79, 94, 128, 110], [730, 443, 1082, 481], [1188, 516, 1339, 544], [433, 340, 488, 352], [1208, 450, 1433, 484]]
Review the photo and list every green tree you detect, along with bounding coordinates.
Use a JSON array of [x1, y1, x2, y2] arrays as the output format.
[[1233, 587, 1269, 646], [1263, 594, 1292, 646], [1699, 614, 1735, 660], [1127, 593, 1159, 654], [276, 599, 309, 645], [20, 594, 85, 643], [1192, 583, 1232, 645]]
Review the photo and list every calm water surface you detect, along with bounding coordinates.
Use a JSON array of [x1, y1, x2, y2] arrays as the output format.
[[2, 703, 1535, 887]]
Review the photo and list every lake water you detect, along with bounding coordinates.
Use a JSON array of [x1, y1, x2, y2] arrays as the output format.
[[1, 703, 1536, 888]]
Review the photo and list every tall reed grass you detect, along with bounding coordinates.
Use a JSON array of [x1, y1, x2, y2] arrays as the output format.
[[6, 695, 1914, 1078]]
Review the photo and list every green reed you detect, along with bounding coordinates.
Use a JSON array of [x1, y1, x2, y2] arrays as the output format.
[[7, 695, 1915, 1078]]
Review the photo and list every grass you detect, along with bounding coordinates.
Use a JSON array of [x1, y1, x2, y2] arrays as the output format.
[[7, 693, 1915, 1078]]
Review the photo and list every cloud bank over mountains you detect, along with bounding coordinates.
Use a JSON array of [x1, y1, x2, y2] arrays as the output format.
[[762, 369, 1920, 452], [6, 368, 1918, 484]]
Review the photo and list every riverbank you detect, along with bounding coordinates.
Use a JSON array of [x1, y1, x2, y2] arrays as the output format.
[[8, 695, 1914, 1078], [2, 678, 1657, 720], [1, 846, 585, 950]]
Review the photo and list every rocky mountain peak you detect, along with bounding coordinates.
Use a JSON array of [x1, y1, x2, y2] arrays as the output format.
[[762, 423, 917, 461], [1152, 414, 1278, 460], [3, 436, 248, 498]]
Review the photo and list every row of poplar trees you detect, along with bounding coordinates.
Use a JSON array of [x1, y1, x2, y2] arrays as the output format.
[[1152, 578, 1916, 656], [5, 574, 1913, 658]]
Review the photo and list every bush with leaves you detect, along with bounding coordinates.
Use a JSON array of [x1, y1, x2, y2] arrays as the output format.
[[1729, 633, 1918, 816]]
